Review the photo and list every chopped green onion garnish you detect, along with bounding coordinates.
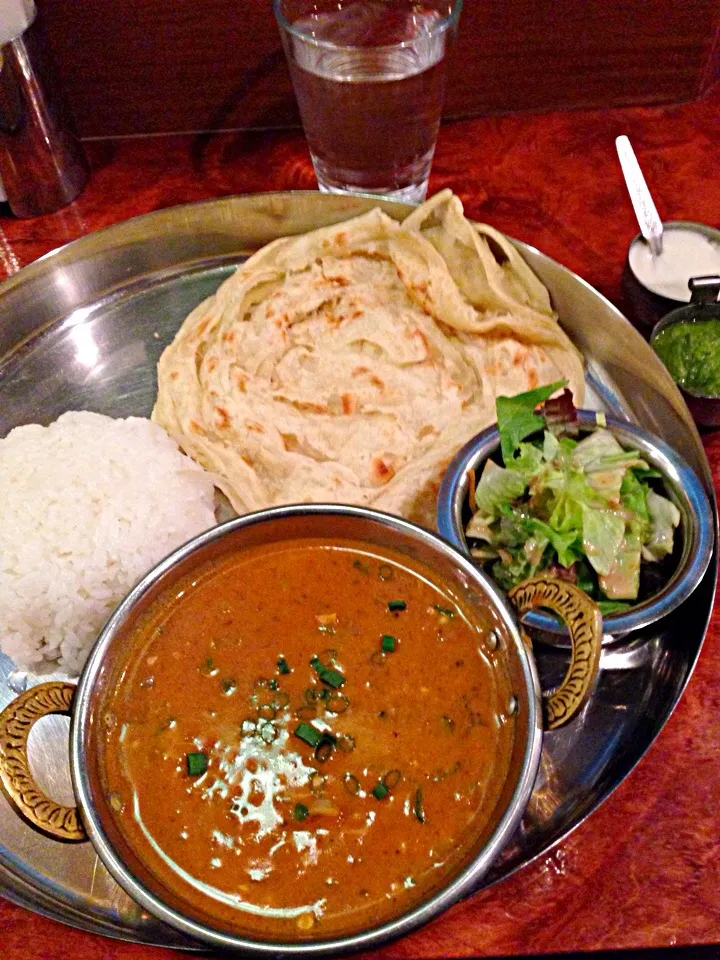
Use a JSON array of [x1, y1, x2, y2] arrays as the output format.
[[221, 678, 236, 695], [414, 787, 425, 823], [294, 722, 322, 748], [277, 657, 291, 675], [310, 657, 346, 688], [186, 752, 208, 777], [433, 605, 455, 618], [372, 782, 389, 800], [293, 802, 309, 821], [388, 600, 406, 612], [319, 666, 346, 688], [269, 678, 278, 691], [381, 634, 396, 653]]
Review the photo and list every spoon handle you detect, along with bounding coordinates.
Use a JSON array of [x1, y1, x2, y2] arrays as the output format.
[[616, 135, 664, 257]]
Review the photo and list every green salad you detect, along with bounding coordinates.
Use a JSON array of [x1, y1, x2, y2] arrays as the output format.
[[465, 381, 681, 614]]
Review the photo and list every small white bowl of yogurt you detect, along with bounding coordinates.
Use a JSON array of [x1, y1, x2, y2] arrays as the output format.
[[624, 222, 720, 333]]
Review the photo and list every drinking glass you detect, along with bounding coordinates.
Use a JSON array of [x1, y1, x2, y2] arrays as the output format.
[[274, 0, 463, 204]]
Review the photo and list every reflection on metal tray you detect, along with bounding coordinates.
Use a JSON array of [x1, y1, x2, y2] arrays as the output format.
[[0, 192, 716, 949]]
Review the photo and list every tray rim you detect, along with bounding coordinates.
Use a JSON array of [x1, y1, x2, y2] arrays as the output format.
[[0, 190, 717, 950]]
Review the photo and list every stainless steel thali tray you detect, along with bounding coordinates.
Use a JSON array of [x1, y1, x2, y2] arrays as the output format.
[[0, 192, 717, 948]]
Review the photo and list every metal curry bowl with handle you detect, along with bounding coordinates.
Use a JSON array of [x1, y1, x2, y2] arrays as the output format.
[[0, 505, 602, 956]]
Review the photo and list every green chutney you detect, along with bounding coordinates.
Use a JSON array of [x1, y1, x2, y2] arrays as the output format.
[[652, 318, 720, 396]]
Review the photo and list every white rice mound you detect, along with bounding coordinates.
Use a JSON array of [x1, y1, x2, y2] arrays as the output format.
[[0, 411, 218, 675]]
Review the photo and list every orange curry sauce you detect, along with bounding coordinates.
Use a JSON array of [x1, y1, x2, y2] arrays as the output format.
[[102, 539, 514, 940]]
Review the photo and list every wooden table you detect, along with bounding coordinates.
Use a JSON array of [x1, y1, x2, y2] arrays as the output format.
[[1, 88, 718, 959]]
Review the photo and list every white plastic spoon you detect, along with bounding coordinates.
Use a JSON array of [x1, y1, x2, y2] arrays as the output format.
[[616, 135, 664, 258]]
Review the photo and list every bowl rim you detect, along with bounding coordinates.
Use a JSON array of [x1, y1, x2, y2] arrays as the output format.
[[436, 410, 715, 636], [69, 503, 544, 956]]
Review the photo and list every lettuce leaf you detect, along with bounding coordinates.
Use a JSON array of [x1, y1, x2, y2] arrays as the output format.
[[632, 465, 663, 482], [620, 468, 651, 540], [543, 429, 560, 462], [576, 560, 597, 596], [547, 486, 584, 536], [572, 429, 647, 474], [474, 460, 526, 518], [512, 441, 545, 479], [571, 430, 650, 505], [599, 533, 642, 599], [581, 506, 626, 577], [642, 490, 680, 561], [572, 429, 625, 470], [597, 599, 631, 614], [525, 516, 583, 568], [465, 511, 494, 542], [496, 380, 567, 464]]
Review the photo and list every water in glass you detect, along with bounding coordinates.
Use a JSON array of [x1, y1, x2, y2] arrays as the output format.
[[279, 1, 459, 203]]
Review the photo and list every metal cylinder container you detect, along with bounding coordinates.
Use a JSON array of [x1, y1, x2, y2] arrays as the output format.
[[0, 9, 88, 217]]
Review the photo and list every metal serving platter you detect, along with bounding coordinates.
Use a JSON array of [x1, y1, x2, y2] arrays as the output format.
[[0, 192, 717, 949]]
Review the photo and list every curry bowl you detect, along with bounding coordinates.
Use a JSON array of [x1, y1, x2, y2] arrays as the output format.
[[0, 505, 603, 956], [437, 411, 714, 638]]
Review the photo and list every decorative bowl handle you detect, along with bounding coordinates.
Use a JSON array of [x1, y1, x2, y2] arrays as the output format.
[[0, 681, 87, 842], [508, 576, 603, 730]]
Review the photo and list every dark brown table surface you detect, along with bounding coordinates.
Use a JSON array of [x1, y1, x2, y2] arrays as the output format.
[[0, 87, 718, 959]]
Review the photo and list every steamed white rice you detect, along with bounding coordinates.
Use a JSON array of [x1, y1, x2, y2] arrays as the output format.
[[0, 411, 218, 674]]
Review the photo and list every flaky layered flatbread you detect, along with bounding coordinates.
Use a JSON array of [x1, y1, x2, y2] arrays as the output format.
[[153, 191, 584, 525]]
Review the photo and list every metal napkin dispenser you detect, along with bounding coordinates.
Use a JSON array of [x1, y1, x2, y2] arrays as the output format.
[[0, 7, 88, 218]]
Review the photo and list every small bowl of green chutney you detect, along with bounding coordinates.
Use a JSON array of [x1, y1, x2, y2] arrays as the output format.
[[651, 275, 720, 428]]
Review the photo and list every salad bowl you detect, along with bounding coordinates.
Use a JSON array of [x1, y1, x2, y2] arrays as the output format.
[[437, 399, 714, 637]]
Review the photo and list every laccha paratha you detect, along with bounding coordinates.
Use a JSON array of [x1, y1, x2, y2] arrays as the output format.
[[153, 190, 584, 526]]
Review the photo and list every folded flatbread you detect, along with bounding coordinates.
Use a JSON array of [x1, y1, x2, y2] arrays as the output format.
[[153, 190, 584, 525]]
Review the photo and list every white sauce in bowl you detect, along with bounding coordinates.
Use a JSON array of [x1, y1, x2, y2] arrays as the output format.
[[629, 226, 720, 302]]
